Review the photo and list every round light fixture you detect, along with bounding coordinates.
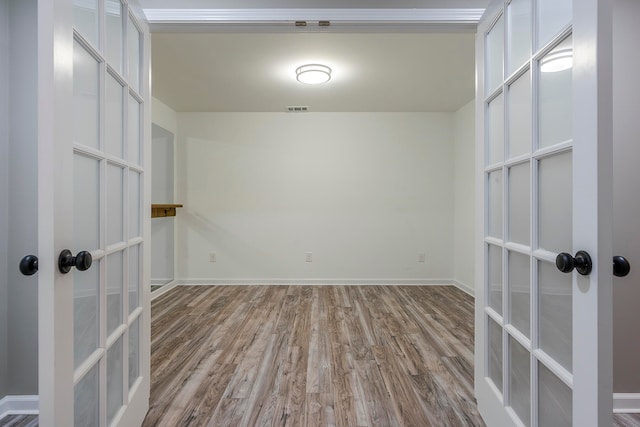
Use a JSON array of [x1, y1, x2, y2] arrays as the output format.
[[296, 64, 331, 85], [540, 48, 573, 73]]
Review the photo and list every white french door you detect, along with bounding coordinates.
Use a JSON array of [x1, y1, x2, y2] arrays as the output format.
[[475, 1, 613, 426], [37, 0, 150, 426]]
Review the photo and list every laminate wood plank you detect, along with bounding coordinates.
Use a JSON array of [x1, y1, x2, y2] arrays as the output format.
[[337, 286, 352, 308], [306, 287, 333, 394], [371, 344, 435, 427], [222, 290, 287, 399], [237, 333, 286, 426], [304, 393, 336, 427], [329, 342, 368, 427], [144, 285, 487, 427], [272, 345, 307, 427], [354, 359, 400, 427], [0, 415, 39, 427], [289, 286, 313, 348], [351, 299, 378, 349], [342, 305, 375, 361], [325, 289, 366, 427], [206, 398, 241, 427], [149, 287, 250, 393], [440, 355, 475, 398], [614, 413, 640, 427]]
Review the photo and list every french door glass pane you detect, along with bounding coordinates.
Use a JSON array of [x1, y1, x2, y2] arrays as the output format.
[[488, 170, 503, 239], [489, 317, 503, 393], [507, 0, 531, 74], [73, 0, 98, 47], [488, 244, 503, 315], [129, 171, 141, 238], [129, 317, 140, 389], [107, 251, 124, 337], [537, 0, 572, 48], [127, 16, 141, 92], [129, 244, 140, 313], [486, 14, 504, 95], [107, 337, 124, 425], [106, 74, 124, 159], [508, 162, 530, 245], [507, 71, 531, 159], [74, 364, 100, 426], [74, 154, 100, 251], [107, 164, 124, 246], [72, 1, 146, 424], [538, 260, 572, 371], [538, 152, 572, 254], [509, 336, 531, 427], [73, 260, 100, 368], [539, 362, 572, 427], [538, 37, 573, 149], [105, 0, 123, 74], [487, 93, 504, 165], [508, 251, 530, 338], [484, 1, 576, 425], [73, 41, 100, 149], [128, 95, 141, 165]]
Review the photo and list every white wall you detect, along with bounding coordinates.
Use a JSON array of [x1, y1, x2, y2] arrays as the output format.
[[0, 0, 9, 399], [452, 100, 475, 294], [152, 97, 177, 136], [175, 112, 455, 282], [612, 0, 640, 394]]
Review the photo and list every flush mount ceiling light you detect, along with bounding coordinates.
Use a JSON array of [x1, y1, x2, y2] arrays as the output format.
[[296, 64, 331, 85], [540, 48, 573, 73]]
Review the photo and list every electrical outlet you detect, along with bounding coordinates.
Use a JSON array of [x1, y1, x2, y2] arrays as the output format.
[[209, 252, 216, 263], [305, 252, 313, 262], [419, 253, 426, 263]]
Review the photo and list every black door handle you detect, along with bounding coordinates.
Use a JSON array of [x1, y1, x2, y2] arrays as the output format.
[[556, 250, 593, 276], [613, 256, 631, 277], [19, 255, 38, 276], [58, 249, 92, 274]]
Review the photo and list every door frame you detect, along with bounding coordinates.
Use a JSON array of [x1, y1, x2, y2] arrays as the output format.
[[37, 0, 74, 423]]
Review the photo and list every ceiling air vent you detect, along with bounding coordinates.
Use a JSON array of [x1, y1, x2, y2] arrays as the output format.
[[286, 106, 309, 113]]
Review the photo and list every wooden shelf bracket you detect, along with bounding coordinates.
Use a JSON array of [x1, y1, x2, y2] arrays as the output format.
[[151, 204, 183, 218]]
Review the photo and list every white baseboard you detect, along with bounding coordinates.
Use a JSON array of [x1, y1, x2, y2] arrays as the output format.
[[0, 395, 39, 419], [452, 279, 475, 296], [614, 393, 640, 413], [150, 279, 179, 301], [175, 278, 455, 286], [151, 278, 173, 285]]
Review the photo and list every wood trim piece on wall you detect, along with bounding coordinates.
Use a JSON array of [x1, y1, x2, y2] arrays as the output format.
[[151, 204, 183, 218]]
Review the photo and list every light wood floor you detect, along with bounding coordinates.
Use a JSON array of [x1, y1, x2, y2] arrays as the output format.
[[143, 285, 485, 427], [0, 415, 39, 427], [615, 414, 640, 427]]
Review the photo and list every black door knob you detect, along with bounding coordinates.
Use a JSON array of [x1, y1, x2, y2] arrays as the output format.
[[556, 250, 593, 276], [58, 249, 92, 274], [19, 255, 38, 276], [613, 256, 631, 277]]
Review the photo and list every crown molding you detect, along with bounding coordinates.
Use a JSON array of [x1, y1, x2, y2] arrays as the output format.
[[143, 8, 484, 23]]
